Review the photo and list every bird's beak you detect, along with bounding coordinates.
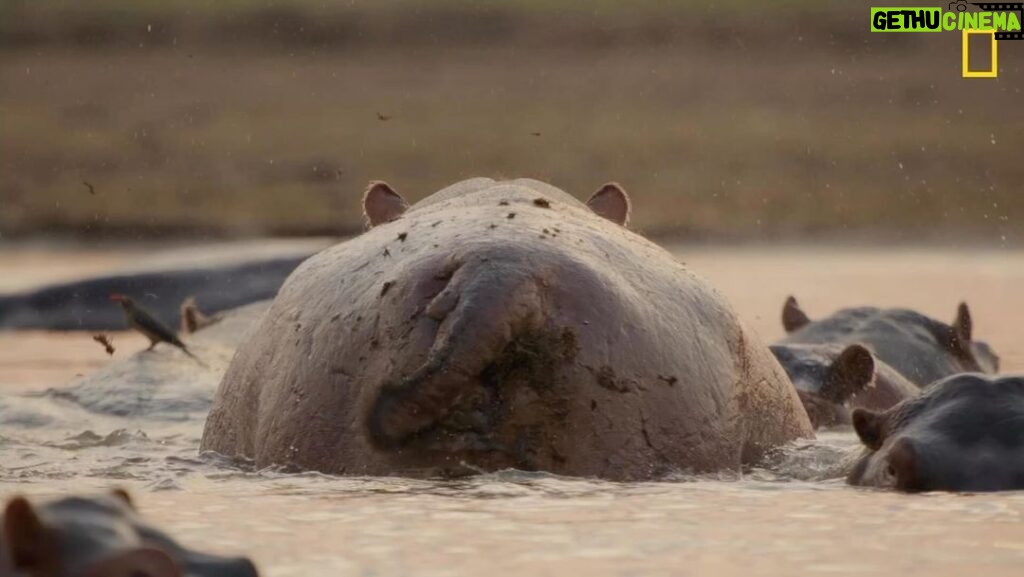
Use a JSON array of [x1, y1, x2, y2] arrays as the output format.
[[109, 294, 124, 302]]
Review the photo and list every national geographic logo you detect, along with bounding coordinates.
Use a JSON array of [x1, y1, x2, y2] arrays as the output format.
[[870, 2, 1023, 77]]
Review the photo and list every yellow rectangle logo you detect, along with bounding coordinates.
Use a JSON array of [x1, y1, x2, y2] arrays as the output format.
[[962, 28, 999, 77]]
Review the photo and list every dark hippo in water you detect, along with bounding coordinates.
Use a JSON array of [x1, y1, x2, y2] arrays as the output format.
[[769, 342, 918, 429], [1, 490, 258, 576], [0, 241, 325, 331], [201, 178, 812, 480], [779, 296, 999, 387], [848, 373, 1024, 492]]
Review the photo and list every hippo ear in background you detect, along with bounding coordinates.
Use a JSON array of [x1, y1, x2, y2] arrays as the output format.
[[110, 488, 135, 509], [363, 181, 409, 228], [586, 183, 632, 226], [782, 295, 811, 332], [2, 496, 50, 571], [81, 547, 182, 577], [180, 296, 199, 334], [954, 302, 973, 341], [180, 296, 216, 335], [821, 344, 875, 404], [952, 301, 973, 344], [852, 408, 885, 450], [940, 302, 974, 358], [887, 438, 923, 492]]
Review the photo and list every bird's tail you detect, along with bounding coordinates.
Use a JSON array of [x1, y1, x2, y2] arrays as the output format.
[[178, 344, 208, 368]]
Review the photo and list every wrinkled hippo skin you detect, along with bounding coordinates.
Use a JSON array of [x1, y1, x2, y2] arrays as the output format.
[[0, 490, 258, 577], [0, 257, 309, 331], [848, 373, 1024, 492], [201, 178, 812, 480], [769, 342, 918, 429], [779, 296, 999, 387]]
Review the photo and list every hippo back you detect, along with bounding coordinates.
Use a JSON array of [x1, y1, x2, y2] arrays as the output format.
[[202, 178, 811, 480]]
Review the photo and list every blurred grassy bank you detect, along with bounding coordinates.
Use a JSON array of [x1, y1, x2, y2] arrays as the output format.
[[1, 1, 1022, 243]]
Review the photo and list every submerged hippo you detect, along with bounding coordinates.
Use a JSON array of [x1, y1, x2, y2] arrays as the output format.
[[0, 241, 325, 331], [779, 296, 999, 387], [0, 490, 258, 576], [848, 373, 1024, 492], [201, 178, 812, 480], [769, 342, 918, 429]]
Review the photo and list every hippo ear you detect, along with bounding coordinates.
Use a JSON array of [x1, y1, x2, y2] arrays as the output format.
[[180, 296, 198, 334], [949, 302, 973, 353], [852, 408, 885, 450], [2, 496, 52, 571], [887, 438, 924, 492], [586, 183, 631, 226], [936, 302, 974, 359], [953, 302, 972, 342], [179, 296, 214, 335], [821, 344, 875, 404], [110, 488, 135, 509], [782, 296, 811, 333], [363, 181, 408, 227], [81, 547, 182, 577]]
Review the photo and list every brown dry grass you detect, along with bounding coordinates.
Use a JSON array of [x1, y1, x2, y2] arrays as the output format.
[[1, 2, 1022, 242]]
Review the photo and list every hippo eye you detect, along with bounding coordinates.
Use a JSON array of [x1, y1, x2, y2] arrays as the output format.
[[886, 464, 897, 478]]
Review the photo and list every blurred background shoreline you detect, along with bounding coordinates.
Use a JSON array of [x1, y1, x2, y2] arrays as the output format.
[[2, 0, 1022, 244]]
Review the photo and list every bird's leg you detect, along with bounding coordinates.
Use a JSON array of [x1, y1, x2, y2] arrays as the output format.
[[146, 340, 157, 351]]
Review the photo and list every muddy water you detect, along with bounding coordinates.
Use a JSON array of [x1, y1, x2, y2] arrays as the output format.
[[1, 244, 1023, 576]]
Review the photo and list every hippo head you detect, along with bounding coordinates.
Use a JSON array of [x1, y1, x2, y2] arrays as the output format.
[[362, 180, 632, 228], [848, 374, 1024, 492], [782, 297, 1000, 376], [1, 490, 258, 577], [769, 343, 875, 428]]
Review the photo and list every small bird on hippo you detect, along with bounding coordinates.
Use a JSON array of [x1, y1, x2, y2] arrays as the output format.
[[110, 293, 203, 364]]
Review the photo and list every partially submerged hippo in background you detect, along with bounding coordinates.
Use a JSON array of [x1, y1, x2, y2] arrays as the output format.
[[34, 302, 268, 422], [848, 373, 1024, 492], [0, 490, 258, 576], [769, 342, 918, 429], [201, 178, 812, 480], [0, 241, 325, 331], [779, 296, 999, 387]]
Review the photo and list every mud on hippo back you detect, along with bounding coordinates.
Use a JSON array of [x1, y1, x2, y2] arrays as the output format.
[[201, 178, 812, 480], [779, 296, 999, 387], [0, 490, 257, 577], [847, 373, 1024, 492]]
